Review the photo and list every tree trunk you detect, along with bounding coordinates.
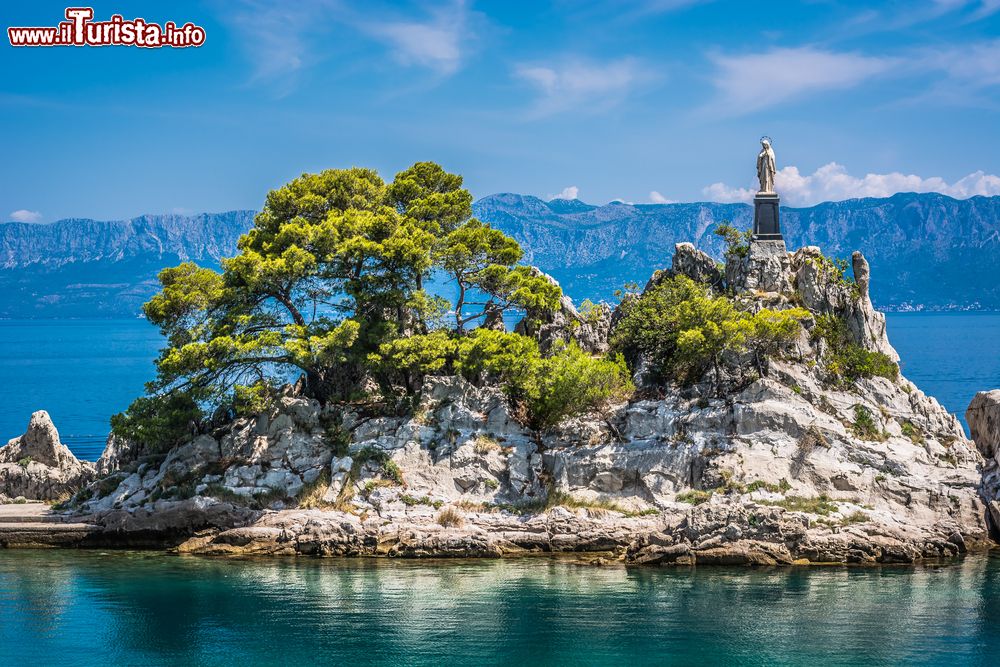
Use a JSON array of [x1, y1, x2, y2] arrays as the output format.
[[455, 280, 466, 333]]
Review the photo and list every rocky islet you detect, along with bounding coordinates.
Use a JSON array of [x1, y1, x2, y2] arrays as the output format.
[[2, 239, 999, 565]]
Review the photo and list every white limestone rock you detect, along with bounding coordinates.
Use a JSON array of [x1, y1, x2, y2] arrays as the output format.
[[0, 411, 95, 500]]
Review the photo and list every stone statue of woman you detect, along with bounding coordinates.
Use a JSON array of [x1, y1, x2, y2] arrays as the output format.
[[757, 137, 776, 194]]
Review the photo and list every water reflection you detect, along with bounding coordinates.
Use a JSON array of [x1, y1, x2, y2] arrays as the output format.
[[1, 551, 999, 666]]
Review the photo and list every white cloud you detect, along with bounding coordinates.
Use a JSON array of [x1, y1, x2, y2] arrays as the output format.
[[649, 191, 674, 204], [514, 57, 654, 116], [224, 1, 339, 88], [549, 186, 580, 200], [223, 0, 475, 92], [363, 0, 472, 75], [703, 162, 1000, 206], [924, 38, 1000, 88], [9, 209, 42, 223], [708, 47, 896, 114]]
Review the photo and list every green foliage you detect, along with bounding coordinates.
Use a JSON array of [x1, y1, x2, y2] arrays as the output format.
[[528, 343, 634, 429], [110, 391, 203, 454], [714, 221, 752, 258], [851, 405, 887, 441], [16, 456, 32, 468], [759, 494, 838, 516], [438, 218, 561, 332], [400, 494, 444, 509], [577, 299, 604, 324], [453, 329, 540, 390], [373, 329, 633, 430], [742, 478, 792, 494], [900, 420, 925, 444], [610, 274, 807, 389], [676, 489, 713, 505], [126, 162, 561, 449], [453, 333, 633, 429], [808, 254, 858, 293], [355, 446, 404, 485], [322, 421, 352, 457], [232, 381, 274, 417], [372, 329, 457, 392], [813, 314, 899, 385]]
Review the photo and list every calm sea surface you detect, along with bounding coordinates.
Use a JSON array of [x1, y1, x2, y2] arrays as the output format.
[[0, 313, 998, 460], [1, 550, 1000, 666], [1, 319, 1000, 665]]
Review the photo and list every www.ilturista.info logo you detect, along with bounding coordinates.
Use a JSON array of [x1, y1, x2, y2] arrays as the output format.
[[8, 7, 205, 48]]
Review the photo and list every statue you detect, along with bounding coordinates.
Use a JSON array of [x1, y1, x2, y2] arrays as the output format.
[[756, 136, 776, 194], [752, 136, 782, 241]]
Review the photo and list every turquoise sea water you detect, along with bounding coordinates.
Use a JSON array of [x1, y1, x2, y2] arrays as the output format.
[[1, 550, 1000, 666], [0, 313, 998, 459]]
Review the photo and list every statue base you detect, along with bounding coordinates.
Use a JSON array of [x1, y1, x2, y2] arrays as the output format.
[[753, 192, 782, 240]]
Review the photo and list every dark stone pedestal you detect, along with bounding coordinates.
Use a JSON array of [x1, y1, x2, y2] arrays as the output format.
[[753, 193, 782, 240]]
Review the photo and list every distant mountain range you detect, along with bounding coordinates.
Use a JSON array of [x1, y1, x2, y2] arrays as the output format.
[[0, 211, 254, 318], [1, 192, 998, 317], [475, 192, 1000, 311]]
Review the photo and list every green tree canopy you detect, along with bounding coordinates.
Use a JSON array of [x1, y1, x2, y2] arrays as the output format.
[[611, 274, 808, 390], [115, 162, 563, 449]]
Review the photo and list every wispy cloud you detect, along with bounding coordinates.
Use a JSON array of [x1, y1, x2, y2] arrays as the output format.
[[967, 0, 1000, 20], [223, 0, 340, 91], [554, 0, 713, 25], [703, 162, 1000, 206], [221, 0, 477, 93], [707, 47, 896, 114], [913, 38, 1000, 105], [514, 56, 655, 116], [8, 210, 43, 223], [362, 0, 473, 75]]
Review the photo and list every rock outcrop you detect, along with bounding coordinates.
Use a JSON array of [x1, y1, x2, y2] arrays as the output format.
[[11, 240, 994, 564], [728, 239, 792, 294], [515, 268, 611, 354], [0, 411, 95, 500], [670, 242, 723, 288], [968, 390, 1000, 537], [968, 391, 1000, 460]]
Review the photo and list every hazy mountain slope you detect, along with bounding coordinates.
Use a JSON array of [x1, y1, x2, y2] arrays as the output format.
[[474, 192, 1000, 309], [0, 211, 255, 318], [1, 193, 998, 318]]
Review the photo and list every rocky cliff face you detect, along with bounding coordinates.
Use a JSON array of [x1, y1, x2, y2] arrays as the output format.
[[27, 239, 991, 564], [0, 411, 95, 501]]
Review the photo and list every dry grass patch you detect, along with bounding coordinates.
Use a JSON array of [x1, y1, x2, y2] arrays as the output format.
[[472, 436, 501, 455], [436, 506, 465, 528], [298, 470, 334, 509]]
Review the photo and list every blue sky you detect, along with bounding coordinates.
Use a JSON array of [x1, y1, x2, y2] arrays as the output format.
[[3, 0, 1000, 222]]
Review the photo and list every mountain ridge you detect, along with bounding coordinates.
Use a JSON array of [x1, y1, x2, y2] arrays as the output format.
[[473, 191, 1000, 310], [2, 192, 999, 316]]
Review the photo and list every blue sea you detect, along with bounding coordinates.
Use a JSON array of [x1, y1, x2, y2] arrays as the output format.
[[1, 317, 999, 665], [0, 313, 998, 460], [1, 550, 1000, 666]]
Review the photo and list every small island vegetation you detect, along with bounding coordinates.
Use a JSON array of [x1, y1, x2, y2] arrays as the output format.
[[111, 163, 896, 453]]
